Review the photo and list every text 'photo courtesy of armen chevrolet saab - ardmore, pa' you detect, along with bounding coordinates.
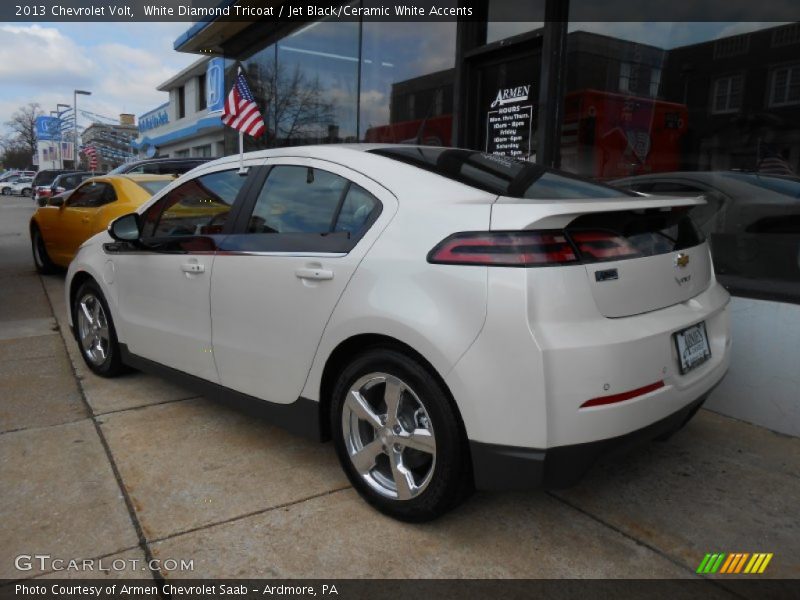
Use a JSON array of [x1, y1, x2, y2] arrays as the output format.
[[0, 1, 799, 599]]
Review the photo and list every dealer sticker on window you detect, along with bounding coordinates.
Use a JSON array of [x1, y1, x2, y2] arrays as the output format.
[[674, 322, 711, 374]]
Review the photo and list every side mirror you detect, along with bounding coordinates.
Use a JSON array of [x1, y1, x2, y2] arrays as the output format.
[[108, 213, 142, 242], [49, 196, 65, 208]]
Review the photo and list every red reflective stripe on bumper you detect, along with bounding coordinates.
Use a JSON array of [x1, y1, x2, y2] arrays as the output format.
[[581, 380, 665, 408]]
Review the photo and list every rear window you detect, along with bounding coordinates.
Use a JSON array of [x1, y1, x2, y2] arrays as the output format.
[[369, 147, 635, 199], [33, 171, 68, 187], [136, 180, 172, 195]]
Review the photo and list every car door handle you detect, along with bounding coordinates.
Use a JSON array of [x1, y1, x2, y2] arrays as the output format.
[[81, 218, 90, 224], [295, 267, 333, 281], [181, 263, 205, 274]]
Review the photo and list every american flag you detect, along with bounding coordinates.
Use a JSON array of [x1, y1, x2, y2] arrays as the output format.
[[82, 145, 98, 170], [222, 70, 266, 138]]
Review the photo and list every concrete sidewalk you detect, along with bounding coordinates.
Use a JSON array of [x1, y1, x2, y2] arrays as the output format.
[[1, 195, 798, 586]]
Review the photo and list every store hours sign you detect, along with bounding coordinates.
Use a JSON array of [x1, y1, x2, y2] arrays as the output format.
[[486, 85, 533, 160]]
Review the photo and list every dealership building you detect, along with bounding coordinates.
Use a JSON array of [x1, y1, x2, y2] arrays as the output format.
[[133, 57, 226, 159], [172, 2, 800, 436]]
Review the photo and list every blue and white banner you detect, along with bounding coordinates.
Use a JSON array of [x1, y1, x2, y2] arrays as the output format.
[[35, 116, 62, 141]]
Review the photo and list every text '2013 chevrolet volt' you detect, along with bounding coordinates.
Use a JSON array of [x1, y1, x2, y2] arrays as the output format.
[[64, 145, 730, 521]]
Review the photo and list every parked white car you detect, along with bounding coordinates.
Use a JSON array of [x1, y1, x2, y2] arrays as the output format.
[[0, 170, 35, 183], [64, 145, 731, 521], [1, 177, 34, 196]]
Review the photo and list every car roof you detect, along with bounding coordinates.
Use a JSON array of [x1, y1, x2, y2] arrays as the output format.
[[84, 173, 175, 183], [618, 171, 800, 186], [196, 144, 500, 204], [119, 174, 176, 182], [53, 171, 95, 179], [137, 157, 207, 163], [72, 173, 175, 185], [121, 157, 209, 167]]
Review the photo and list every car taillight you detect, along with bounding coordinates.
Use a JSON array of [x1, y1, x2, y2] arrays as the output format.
[[427, 231, 578, 267], [568, 230, 642, 262]]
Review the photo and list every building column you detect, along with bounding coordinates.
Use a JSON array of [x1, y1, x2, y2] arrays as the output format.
[[537, 0, 570, 168], [452, 1, 488, 148]]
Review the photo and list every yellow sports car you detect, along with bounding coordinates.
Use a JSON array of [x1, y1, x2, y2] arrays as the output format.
[[30, 174, 174, 272]]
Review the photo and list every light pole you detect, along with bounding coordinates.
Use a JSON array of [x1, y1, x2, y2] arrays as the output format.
[[74, 90, 91, 169], [49, 111, 61, 169], [55, 102, 72, 171], [56, 104, 71, 168]]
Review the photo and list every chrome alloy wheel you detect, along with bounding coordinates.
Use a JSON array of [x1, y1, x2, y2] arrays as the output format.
[[342, 373, 436, 500], [76, 293, 110, 366]]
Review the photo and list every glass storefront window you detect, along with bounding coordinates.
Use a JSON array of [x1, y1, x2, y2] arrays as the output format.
[[359, 18, 456, 145], [558, 20, 800, 303], [276, 19, 359, 145], [233, 13, 454, 149], [233, 19, 359, 152]]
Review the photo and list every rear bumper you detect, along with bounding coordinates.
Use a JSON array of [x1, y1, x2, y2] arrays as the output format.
[[470, 381, 719, 491]]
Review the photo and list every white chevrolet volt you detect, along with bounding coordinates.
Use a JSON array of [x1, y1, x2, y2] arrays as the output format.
[[65, 145, 731, 521]]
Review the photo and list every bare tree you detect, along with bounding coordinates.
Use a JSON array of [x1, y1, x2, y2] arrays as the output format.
[[0, 144, 34, 170], [4, 103, 42, 158], [245, 61, 337, 148]]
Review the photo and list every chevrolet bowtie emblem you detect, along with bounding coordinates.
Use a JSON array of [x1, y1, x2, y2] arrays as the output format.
[[674, 253, 690, 268]]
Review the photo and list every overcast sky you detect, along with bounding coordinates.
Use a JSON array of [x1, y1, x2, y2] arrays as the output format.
[[0, 22, 197, 134]]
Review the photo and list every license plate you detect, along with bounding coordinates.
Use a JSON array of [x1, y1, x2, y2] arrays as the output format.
[[674, 322, 711, 374]]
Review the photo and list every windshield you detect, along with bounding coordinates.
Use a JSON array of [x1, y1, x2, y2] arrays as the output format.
[[369, 147, 635, 199], [136, 180, 172, 195]]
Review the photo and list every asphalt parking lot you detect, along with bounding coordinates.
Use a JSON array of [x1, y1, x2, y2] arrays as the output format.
[[1, 194, 799, 584]]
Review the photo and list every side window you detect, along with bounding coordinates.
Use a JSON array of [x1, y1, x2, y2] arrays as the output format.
[[246, 166, 380, 237], [234, 165, 382, 253], [334, 184, 378, 235], [102, 184, 118, 204], [68, 182, 114, 208], [247, 166, 348, 234], [141, 170, 246, 238]]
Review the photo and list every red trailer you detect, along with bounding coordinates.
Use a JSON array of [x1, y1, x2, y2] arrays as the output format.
[[364, 114, 453, 146], [560, 89, 688, 180]]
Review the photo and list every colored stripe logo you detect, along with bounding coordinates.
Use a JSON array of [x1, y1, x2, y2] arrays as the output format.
[[696, 553, 773, 574]]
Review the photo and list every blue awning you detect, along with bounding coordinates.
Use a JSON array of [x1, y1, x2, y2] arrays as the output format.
[[173, 0, 239, 51]]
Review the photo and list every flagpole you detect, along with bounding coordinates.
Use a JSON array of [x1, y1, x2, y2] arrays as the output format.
[[237, 64, 246, 174], [238, 129, 245, 174]]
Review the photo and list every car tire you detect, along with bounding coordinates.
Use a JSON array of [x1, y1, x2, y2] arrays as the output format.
[[331, 348, 472, 522], [30, 225, 58, 274], [71, 279, 126, 377], [1, 187, 9, 195], [21, 188, 31, 197]]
